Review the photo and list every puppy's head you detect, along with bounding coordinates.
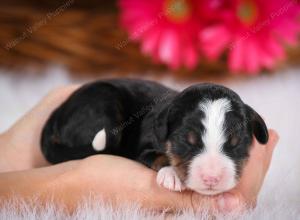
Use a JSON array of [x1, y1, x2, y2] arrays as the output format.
[[158, 83, 268, 195]]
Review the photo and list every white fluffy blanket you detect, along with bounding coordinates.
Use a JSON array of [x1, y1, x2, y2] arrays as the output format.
[[0, 67, 299, 219]]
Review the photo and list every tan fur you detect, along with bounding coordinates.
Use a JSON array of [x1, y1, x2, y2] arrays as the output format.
[[165, 141, 187, 181], [151, 155, 169, 171]]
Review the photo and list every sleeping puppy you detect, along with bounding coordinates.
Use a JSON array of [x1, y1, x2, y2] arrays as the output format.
[[41, 79, 268, 195]]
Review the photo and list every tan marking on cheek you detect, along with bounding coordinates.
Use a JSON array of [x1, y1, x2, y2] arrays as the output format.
[[165, 140, 188, 181], [169, 153, 182, 166], [165, 141, 182, 167], [151, 155, 169, 171]]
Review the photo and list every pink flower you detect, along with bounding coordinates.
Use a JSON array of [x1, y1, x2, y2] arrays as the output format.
[[119, 0, 203, 69], [199, 0, 300, 74]]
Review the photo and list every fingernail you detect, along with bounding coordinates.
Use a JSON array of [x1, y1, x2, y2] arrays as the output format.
[[217, 194, 239, 212]]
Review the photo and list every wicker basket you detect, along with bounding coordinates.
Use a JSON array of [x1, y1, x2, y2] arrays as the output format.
[[0, 1, 299, 78]]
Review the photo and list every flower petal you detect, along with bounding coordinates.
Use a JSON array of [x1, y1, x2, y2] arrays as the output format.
[[141, 29, 161, 56], [244, 39, 260, 74], [183, 40, 198, 69], [258, 45, 276, 69], [267, 37, 286, 61], [158, 30, 181, 69], [228, 37, 245, 73], [200, 25, 231, 60]]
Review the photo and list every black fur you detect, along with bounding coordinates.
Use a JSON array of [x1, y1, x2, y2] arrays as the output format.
[[41, 79, 268, 179]]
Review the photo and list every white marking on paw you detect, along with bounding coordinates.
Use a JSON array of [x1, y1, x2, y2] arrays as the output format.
[[157, 166, 185, 191], [92, 129, 106, 151]]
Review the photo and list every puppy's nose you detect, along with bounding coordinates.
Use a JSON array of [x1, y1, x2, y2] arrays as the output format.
[[201, 175, 221, 187]]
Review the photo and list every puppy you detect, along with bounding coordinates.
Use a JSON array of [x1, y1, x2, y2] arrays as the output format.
[[41, 79, 268, 195]]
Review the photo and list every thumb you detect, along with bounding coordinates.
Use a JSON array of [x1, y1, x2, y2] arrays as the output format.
[[263, 129, 279, 170]]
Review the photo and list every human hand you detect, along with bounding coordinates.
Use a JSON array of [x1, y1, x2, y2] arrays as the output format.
[[211, 129, 279, 212], [0, 85, 80, 172], [71, 130, 278, 213], [0, 85, 279, 214]]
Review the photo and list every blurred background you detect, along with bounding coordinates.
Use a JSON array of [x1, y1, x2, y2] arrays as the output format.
[[0, 0, 299, 78], [0, 0, 299, 215]]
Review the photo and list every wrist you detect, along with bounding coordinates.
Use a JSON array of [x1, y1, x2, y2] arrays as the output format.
[[36, 161, 83, 210], [0, 131, 15, 172]]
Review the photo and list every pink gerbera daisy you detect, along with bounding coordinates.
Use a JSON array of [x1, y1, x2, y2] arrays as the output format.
[[119, 0, 203, 69], [199, 0, 300, 74]]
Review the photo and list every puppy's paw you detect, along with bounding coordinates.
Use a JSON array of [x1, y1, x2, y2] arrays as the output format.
[[156, 166, 185, 191]]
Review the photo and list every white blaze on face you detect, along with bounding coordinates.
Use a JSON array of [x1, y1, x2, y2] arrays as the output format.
[[185, 98, 237, 195]]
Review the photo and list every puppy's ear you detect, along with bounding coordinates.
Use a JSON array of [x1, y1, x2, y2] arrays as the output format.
[[245, 104, 269, 144]]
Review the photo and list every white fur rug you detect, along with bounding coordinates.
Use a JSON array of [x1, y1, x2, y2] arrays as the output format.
[[0, 67, 300, 219]]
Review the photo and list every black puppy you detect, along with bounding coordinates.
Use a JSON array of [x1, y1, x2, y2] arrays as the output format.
[[41, 79, 268, 195]]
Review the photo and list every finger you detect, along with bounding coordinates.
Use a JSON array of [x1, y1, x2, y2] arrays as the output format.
[[234, 129, 279, 201], [248, 129, 279, 163], [263, 129, 279, 169], [215, 193, 242, 213], [265, 129, 279, 153]]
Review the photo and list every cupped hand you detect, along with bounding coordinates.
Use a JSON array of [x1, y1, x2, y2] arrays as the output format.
[[73, 130, 278, 213], [212, 129, 279, 212], [0, 85, 80, 172], [0, 86, 279, 213]]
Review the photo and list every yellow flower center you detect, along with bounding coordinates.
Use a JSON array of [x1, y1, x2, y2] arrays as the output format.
[[237, 0, 258, 25], [164, 0, 191, 23]]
